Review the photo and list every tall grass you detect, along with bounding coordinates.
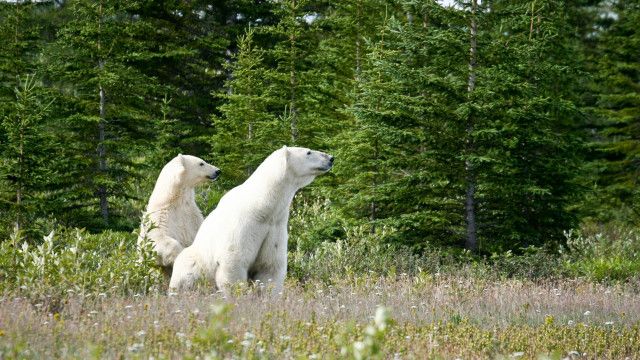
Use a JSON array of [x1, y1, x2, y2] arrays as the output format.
[[1, 201, 639, 358], [1, 276, 638, 358]]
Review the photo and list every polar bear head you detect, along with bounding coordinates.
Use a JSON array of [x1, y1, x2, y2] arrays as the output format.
[[281, 146, 334, 187], [148, 154, 220, 207], [157, 154, 221, 190], [173, 154, 221, 187]]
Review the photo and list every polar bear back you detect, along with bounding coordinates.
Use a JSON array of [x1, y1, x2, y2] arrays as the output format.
[[151, 192, 204, 248], [190, 184, 273, 268]]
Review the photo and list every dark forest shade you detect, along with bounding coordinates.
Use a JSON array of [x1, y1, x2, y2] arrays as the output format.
[[0, 0, 636, 253]]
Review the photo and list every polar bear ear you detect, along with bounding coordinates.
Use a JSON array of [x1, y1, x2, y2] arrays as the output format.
[[177, 153, 187, 166], [279, 146, 289, 169], [172, 154, 186, 175], [172, 159, 187, 186]]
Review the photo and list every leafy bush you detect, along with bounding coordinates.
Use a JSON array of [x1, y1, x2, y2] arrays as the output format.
[[0, 227, 162, 298], [289, 224, 430, 283], [288, 197, 347, 254], [560, 222, 640, 282], [288, 198, 571, 283], [487, 245, 566, 280]]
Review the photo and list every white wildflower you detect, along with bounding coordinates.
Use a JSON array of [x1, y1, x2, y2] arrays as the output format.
[[374, 306, 390, 331], [128, 343, 144, 352]]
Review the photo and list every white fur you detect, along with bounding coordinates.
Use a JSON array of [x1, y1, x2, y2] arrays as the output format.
[[170, 146, 333, 292], [139, 154, 220, 271]]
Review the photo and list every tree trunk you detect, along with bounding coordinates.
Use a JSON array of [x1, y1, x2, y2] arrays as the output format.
[[289, 0, 298, 143], [247, 121, 254, 176], [464, 0, 478, 251], [370, 140, 379, 234], [355, 0, 362, 78], [96, 0, 109, 224], [289, 60, 298, 143], [15, 123, 24, 232], [98, 61, 109, 224]]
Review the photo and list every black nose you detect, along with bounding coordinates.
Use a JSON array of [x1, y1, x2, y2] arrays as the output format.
[[328, 156, 334, 163], [214, 169, 221, 176]]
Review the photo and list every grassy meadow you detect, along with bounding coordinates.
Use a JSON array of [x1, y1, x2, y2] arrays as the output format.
[[1, 276, 639, 359], [1, 209, 639, 359]]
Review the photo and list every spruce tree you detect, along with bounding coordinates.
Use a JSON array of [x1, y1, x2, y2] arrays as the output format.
[[336, 0, 581, 251], [582, 0, 640, 223], [0, 0, 42, 100], [468, 0, 582, 250], [211, 0, 335, 185], [0, 1, 57, 238], [211, 28, 284, 187], [338, 2, 468, 248], [0, 75, 55, 238], [43, 0, 162, 230], [128, 0, 277, 161]]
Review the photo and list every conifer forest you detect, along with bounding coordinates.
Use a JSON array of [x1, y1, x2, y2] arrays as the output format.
[[1, 1, 640, 358]]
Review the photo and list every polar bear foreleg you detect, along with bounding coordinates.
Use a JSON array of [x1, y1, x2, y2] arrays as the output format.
[[169, 248, 200, 291], [251, 225, 288, 293], [215, 262, 249, 293], [152, 234, 184, 268], [252, 266, 286, 294]]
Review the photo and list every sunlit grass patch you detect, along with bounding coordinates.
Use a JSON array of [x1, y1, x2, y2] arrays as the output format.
[[1, 276, 638, 359]]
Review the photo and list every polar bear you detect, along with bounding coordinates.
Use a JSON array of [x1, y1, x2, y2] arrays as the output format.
[[169, 146, 333, 292], [138, 154, 220, 276]]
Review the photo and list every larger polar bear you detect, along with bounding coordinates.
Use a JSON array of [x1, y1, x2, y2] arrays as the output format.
[[170, 146, 333, 292], [139, 154, 220, 276]]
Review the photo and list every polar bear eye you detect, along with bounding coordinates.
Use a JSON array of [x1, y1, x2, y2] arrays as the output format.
[[199, 162, 204, 166], [306, 151, 311, 155]]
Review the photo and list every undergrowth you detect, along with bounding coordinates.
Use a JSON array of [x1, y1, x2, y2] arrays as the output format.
[[0, 201, 638, 358]]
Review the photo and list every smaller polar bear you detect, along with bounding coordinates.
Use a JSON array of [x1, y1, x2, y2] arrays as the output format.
[[139, 154, 220, 276], [170, 146, 333, 292]]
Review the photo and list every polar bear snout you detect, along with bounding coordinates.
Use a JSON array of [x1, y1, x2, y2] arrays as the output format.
[[316, 153, 334, 172], [207, 168, 221, 180]]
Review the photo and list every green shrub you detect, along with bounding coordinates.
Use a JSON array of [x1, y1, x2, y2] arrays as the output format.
[[0, 226, 162, 297], [287, 198, 570, 283], [288, 224, 444, 283], [488, 245, 566, 280], [288, 197, 347, 254], [561, 222, 640, 282]]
